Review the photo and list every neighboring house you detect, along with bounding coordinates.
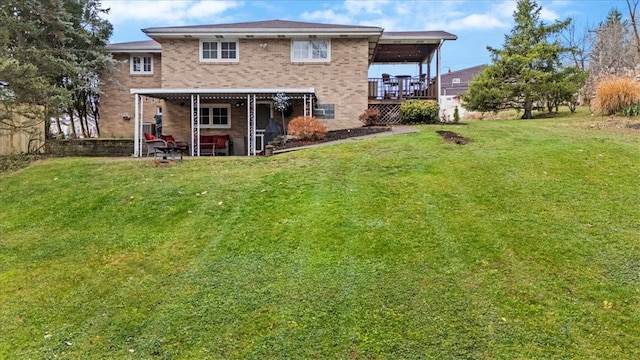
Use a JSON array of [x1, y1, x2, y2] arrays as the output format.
[[101, 20, 456, 156], [437, 64, 487, 119]]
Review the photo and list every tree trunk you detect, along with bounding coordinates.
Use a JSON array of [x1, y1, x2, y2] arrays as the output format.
[[68, 108, 77, 138], [522, 99, 533, 119]]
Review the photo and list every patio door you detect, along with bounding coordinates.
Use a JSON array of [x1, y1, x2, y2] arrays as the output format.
[[255, 102, 271, 153]]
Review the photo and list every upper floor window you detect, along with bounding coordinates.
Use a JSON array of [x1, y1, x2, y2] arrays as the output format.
[[130, 54, 153, 74], [200, 40, 238, 62], [291, 40, 330, 62], [452, 78, 461, 84], [200, 104, 231, 128]]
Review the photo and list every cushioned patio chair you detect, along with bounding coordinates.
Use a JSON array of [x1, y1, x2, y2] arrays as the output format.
[[381, 73, 398, 98], [144, 133, 185, 159]]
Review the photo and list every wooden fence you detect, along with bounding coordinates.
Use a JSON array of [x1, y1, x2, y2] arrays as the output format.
[[0, 110, 45, 155]]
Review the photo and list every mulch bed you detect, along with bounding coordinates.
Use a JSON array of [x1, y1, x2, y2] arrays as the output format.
[[274, 126, 391, 151], [436, 130, 470, 144]]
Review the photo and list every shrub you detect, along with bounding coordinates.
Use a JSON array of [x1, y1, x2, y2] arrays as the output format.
[[287, 116, 327, 140], [400, 100, 439, 124], [620, 104, 640, 116], [592, 76, 640, 115], [453, 106, 460, 123], [359, 108, 381, 126]]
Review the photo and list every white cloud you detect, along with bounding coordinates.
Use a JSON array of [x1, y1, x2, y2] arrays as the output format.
[[448, 13, 510, 31], [540, 8, 561, 22], [299, 9, 354, 25], [343, 0, 389, 15], [187, 1, 241, 18], [102, 0, 240, 25]]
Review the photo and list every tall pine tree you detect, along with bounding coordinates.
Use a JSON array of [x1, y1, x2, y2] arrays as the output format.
[[0, 0, 114, 139], [463, 0, 583, 118]]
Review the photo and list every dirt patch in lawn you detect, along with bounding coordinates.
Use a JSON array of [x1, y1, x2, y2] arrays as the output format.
[[436, 130, 470, 145], [274, 126, 391, 151], [587, 117, 640, 130]]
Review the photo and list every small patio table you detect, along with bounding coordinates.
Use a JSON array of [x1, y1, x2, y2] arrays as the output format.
[[395, 75, 412, 99], [155, 145, 184, 161]]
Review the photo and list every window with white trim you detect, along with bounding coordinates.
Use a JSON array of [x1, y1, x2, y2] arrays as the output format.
[[452, 78, 461, 84], [130, 54, 153, 74], [200, 104, 231, 128], [200, 40, 239, 62], [291, 40, 330, 62]]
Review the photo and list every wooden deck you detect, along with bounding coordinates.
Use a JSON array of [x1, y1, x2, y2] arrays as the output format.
[[367, 77, 438, 123]]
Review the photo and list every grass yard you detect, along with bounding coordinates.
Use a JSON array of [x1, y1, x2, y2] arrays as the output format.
[[1, 110, 640, 359]]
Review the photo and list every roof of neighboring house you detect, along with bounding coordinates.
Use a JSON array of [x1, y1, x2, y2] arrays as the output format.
[[438, 64, 487, 97], [106, 40, 161, 53]]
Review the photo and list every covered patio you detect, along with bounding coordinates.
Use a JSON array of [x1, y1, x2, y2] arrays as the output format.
[[367, 30, 457, 122], [130, 88, 316, 157]]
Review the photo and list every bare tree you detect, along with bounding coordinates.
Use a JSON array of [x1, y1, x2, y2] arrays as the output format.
[[626, 0, 640, 60], [561, 22, 589, 70], [588, 8, 636, 77]]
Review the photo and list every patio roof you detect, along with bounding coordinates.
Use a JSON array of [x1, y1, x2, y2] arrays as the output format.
[[371, 31, 457, 64], [130, 87, 316, 101]]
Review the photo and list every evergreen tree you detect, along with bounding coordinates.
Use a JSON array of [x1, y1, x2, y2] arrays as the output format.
[[463, 0, 583, 118], [0, 0, 114, 139]]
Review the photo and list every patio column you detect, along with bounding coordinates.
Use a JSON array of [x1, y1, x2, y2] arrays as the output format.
[[133, 93, 143, 157], [436, 39, 443, 107], [247, 94, 256, 156], [190, 94, 200, 156]]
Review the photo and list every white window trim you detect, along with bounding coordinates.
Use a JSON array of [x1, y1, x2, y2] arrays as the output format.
[[199, 39, 239, 63], [130, 54, 153, 75], [291, 39, 331, 63], [200, 104, 232, 129]]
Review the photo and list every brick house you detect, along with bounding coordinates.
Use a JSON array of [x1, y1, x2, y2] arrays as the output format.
[[101, 20, 456, 156]]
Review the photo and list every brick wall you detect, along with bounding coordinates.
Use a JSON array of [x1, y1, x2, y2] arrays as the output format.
[[100, 53, 164, 138], [101, 37, 370, 142], [159, 38, 369, 131], [46, 139, 134, 157]]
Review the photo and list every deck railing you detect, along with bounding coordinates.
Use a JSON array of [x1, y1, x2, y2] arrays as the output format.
[[368, 76, 437, 101]]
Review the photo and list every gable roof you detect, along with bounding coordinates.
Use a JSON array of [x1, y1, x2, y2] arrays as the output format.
[[106, 40, 161, 53], [142, 19, 383, 38], [107, 19, 456, 64]]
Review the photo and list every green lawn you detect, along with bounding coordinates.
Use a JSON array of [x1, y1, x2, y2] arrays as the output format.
[[1, 111, 640, 359]]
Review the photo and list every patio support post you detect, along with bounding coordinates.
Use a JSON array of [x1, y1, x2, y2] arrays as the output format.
[[133, 93, 142, 157], [303, 94, 307, 117], [190, 94, 200, 156], [247, 94, 256, 156], [436, 39, 443, 107]]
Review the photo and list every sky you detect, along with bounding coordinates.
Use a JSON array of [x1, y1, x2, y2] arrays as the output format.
[[102, 0, 630, 76]]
